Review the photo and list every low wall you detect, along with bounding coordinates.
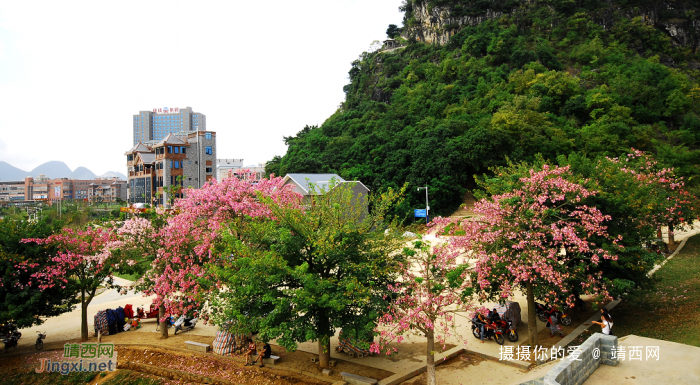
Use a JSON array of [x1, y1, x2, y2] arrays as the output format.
[[521, 333, 619, 385]]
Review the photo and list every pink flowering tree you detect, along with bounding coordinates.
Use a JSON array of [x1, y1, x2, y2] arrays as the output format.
[[139, 173, 302, 338], [440, 165, 619, 347], [371, 239, 474, 385], [606, 149, 697, 248], [22, 225, 130, 341]]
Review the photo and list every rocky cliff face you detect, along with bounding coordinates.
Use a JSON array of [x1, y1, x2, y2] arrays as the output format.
[[405, 0, 699, 51], [408, 1, 508, 45]]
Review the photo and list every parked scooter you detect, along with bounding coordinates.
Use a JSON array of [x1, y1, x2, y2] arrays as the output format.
[[35, 331, 47, 350], [173, 313, 199, 335]]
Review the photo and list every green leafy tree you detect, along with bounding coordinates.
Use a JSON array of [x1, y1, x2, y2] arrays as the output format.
[[0, 216, 78, 328], [386, 24, 401, 39], [209, 182, 407, 369], [268, 2, 700, 216]]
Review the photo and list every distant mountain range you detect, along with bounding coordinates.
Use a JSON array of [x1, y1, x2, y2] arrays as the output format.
[[0, 161, 126, 182]]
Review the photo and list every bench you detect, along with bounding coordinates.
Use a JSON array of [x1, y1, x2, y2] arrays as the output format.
[[340, 372, 377, 385], [185, 341, 211, 353], [262, 355, 280, 365]]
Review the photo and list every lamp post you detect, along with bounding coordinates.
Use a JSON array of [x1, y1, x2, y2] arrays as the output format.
[[417, 186, 429, 224]]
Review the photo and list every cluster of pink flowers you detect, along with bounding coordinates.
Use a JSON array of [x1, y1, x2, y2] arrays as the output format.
[[370, 241, 475, 355], [20, 226, 123, 290], [141, 174, 302, 318]]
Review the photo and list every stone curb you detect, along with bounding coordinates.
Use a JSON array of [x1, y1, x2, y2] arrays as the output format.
[[551, 298, 622, 353], [647, 236, 689, 276]]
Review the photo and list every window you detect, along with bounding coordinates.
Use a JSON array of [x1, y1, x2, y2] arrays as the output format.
[[206, 167, 212, 173], [167, 146, 172, 153], [205, 132, 212, 140], [205, 146, 212, 155], [174, 147, 179, 154], [181, 147, 186, 154]]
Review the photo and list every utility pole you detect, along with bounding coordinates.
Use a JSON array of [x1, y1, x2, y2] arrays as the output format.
[[417, 186, 430, 224]]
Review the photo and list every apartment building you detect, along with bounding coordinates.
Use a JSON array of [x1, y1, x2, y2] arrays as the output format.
[[125, 131, 216, 205], [0, 174, 127, 203]]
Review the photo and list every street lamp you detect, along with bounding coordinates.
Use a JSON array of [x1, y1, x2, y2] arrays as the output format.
[[417, 186, 429, 224]]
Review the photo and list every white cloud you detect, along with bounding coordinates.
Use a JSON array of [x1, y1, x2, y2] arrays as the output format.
[[0, 0, 404, 176]]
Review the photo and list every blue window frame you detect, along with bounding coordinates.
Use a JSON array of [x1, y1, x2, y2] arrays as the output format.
[[205, 146, 212, 155], [174, 147, 179, 154], [205, 132, 212, 140]]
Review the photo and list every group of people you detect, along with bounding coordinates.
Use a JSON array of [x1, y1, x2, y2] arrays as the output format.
[[476, 304, 614, 342], [244, 338, 272, 367], [476, 307, 502, 343]]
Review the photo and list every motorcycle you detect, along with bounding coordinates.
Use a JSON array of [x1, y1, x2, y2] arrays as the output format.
[[535, 302, 572, 326], [35, 331, 47, 350], [471, 317, 505, 345], [3, 333, 20, 353], [494, 318, 519, 342], [173, 313, 199, 335]]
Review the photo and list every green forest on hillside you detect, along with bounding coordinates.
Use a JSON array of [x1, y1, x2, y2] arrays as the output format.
[[266, 0, 700, 217]]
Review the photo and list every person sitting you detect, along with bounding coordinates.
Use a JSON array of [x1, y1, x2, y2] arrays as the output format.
[[244, 338, 257, 366], [546, 307, 565, 338], [253, 341, 272, 367], [488, 308, 501, 322]]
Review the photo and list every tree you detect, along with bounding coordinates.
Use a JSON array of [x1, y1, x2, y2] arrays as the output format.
[[386, 24, 401, 39], [107, 215, 167, 336], [370, 239, 474, 385], [21, 225, 129, 341], [478, 151, 698, 297], [209, 182, 406, 369], [0, 216, 78, 328], [140, 174, 302, 340], [445, 165, 619, 347]]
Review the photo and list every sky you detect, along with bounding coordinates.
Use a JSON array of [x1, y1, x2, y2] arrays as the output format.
[[0, 0, 404, 175]]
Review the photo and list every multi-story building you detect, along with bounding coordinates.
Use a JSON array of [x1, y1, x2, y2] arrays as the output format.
[[0, 174, 127, 203], [133, 106, 206, 145], [125, 131, 217, 206], [216, 159, 266, 182]]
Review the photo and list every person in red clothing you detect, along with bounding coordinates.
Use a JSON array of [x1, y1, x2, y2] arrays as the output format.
[[244, 339, 257, 366], [546, 306, 565, 338]]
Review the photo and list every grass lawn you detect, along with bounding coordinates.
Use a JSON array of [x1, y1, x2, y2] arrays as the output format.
[[113, 273, 140, 282], [609, 234, 700, 347]]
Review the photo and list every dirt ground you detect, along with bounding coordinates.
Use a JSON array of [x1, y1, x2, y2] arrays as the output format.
[[401, 352, 486, 385], [0, 326, 394, 384]]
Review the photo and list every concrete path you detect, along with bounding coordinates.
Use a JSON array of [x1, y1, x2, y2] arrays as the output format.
[[14, 277, 159, 348], [584, 335, 700, 384]]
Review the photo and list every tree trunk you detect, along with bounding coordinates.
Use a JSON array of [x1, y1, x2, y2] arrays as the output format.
[[668, 224, 676, 250], [526, 281, 538, 348], [159, 304, 168, 339], [81, 289, 88, 341], [426, 329, 436, 385], [318, 337, 331, 369]]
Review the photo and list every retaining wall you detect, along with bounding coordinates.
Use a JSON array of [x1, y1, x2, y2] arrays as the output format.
[[521, 333, 619, 385]]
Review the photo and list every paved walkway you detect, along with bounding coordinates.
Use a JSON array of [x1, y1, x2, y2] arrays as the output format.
[[13, 277, 162, 348], [584, 335, 700, 384]]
